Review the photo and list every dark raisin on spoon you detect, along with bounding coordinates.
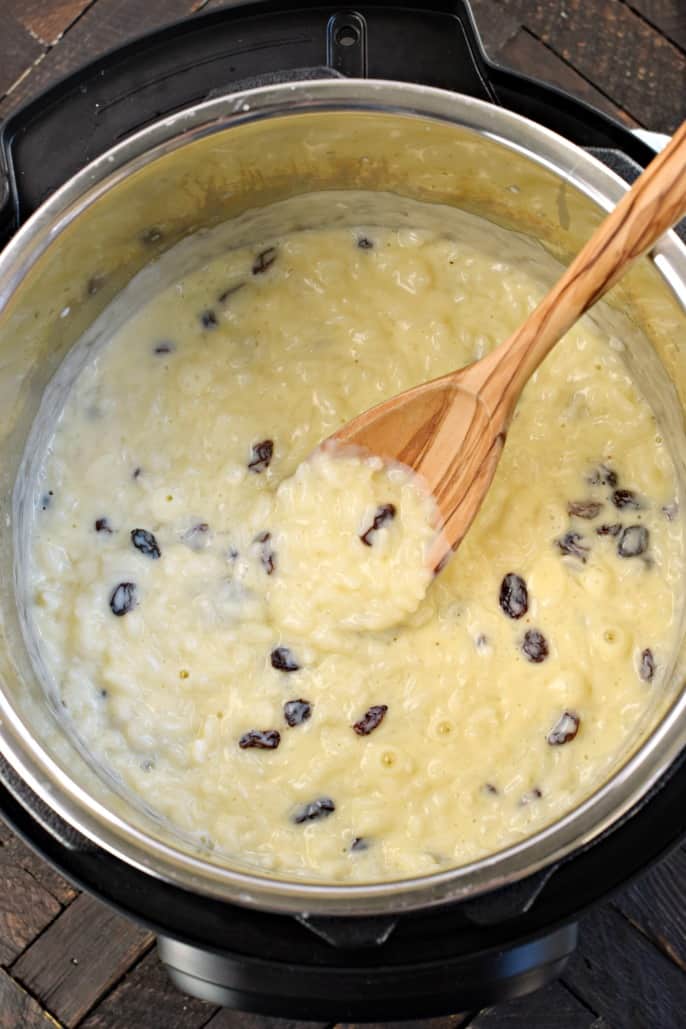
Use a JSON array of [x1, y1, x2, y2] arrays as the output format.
[[131, 528, 161, 559], [239, 729, 281, 750], [271, 646, 300, 672], [110, 582, 137, 616], [252, 247, 278, 275], [284, 699, 311, 726], [360, 504, 396, 546], [248, 439, 274, 473], [254, 531, 276, 575], [567, 500, 603, 519], [357, 236, 374, 249], [618, 525, 649, 558], [587, 464, 618, 487], [556, 531, 590, 562], [353, 704, 388, 736], [499, 572, 528, 619], [596, 523, 622, 537], [547, 711, 580, 745], [95, 517, 113, 534], [522, 629, 549, 663], [293, 797, 335, 824], [612, 489, 642, 510], [639, 648, 656, 682]]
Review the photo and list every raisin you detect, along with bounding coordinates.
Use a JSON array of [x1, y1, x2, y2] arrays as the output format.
[[612, 489, 642, 510], [131, 528, 161, 559], [153, 340, 176, 355], [567, 500, 603, 519], [271, 646, 300, 672], [95, 517, 113, 534], [483, 783, 499, 795], [360, 504, 396, 546], [618, 525, 649, 558], [587, 464, 617, 487], [547, 710, 580, 745], [218, 282, 245, 303], [596, 523, 622, 537], [248, 439, 274, 473], [556, 531, 589, 562], [255, 531, 276, 575], [499, 572, 528, 619], [520, 787, 543, 806], [353, 704, 388, 736], [132, 466, 142, 479], [239, 729, 281, 750], [639, 648, 655, 682], [40, 491, 54, 511], [200, 309, 218, 329], [522, 629, 549, 663], [284, 699, 312, 727], [110, 582, 137, 616], [357, 236, 374, 249], [351, 836, 369, 851], [182, 522, 210, 550], [252, 246, 278, 275], [293, 797, 335, 824]]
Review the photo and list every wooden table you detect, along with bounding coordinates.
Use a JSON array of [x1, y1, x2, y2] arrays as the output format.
[[0, 2, 685, 1027]]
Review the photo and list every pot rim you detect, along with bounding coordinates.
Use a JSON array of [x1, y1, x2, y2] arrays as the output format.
[[1, 77, 685, 916]]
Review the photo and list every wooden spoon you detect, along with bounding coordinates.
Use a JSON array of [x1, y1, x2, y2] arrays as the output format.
[[329, 121, 686, 572]]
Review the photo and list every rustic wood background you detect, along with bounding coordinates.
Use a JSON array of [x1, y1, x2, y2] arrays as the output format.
[[1, 1, 685, 1027]]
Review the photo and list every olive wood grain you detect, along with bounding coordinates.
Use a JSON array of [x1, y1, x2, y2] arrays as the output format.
[[330, 121, 686, 572]]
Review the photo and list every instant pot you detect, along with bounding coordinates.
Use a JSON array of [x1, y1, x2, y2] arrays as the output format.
[[1, 1, 685, 1020]]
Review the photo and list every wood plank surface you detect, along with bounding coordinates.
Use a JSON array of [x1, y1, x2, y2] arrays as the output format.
[[11, 893, 154, 1026], [561, 904, 686, 1029], [12, 0, 96, 47], [624, 0, 686, 51], [496, 26, 639, 126], [0, 10, 44, 97], [0, 967, 63, 1029], [79, 949, 218, 1029], [207, 1012, 331, 1029], [0, 820, 77, 907], [613, 843, 686, 972], [492, 0, 686, 131], [0, 862, 61, 967], [0, 0, 201, 119], [469, 981, 605, 1028]]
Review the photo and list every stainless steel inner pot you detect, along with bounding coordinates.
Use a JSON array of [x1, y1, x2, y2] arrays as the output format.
[[1, 79, 685, 916]]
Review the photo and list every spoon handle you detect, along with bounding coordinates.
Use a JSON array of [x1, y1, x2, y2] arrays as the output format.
[[485, 120, 686, 401]]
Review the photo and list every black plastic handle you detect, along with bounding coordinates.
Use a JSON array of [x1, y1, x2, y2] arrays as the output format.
[[0, 0, 662, 247]]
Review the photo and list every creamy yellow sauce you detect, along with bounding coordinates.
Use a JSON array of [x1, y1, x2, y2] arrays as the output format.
[[26, 218, 683, 882]]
